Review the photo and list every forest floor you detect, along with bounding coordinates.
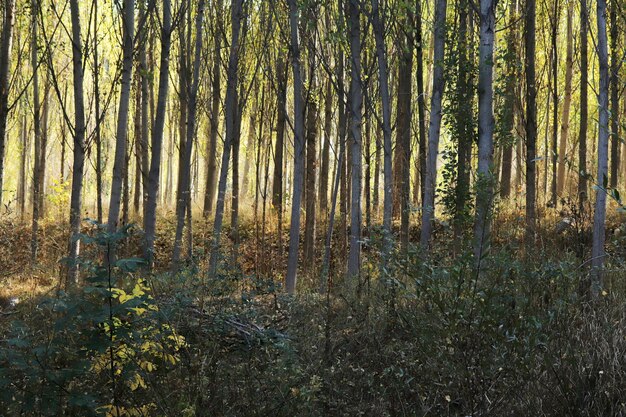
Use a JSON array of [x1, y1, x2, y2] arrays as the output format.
[[2, 205, 626, 416]]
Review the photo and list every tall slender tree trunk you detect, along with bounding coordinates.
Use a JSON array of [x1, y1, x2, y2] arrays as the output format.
[[209, 0, 243, 275], [420, 0, 447, 249], [609, 0, 620, 188], [172, 5, 190, 266], [415, 0, 426, 204], [453, 0, 472, 240], [133, 78, 142, 214], [549, 2, 560, 207], [578, 0, 588, 206], [230, 98, 241, 257], [304, 70, 318, 268], [172, 0, 206, 269], [67, 0, 87, 287], [285, 0, 306, 293], [203, 0, 222, 217], [500, 0, 517, 199], [473, 0, 496, 262], [18, 114, 26, 219], [395, 9, 413, 254], [31, 0, 41, 262], [364, 82, 371, 231], [346, 0, 363, 278], [107, 0, 136, 237], [319, 79, 332, 215], [371, 0, 394, 262], [273, 53, 287, 255], [591, 0, 610, 297], [93, 0, 103, 223], [143, 0, 172, 266], [557, 3, 573, 196], [241, 86, 258, 198], [339, 67, 348, 260], [0, 0, 15, 208], [525, 0, 537, 248], [139, 1, 150, 219]]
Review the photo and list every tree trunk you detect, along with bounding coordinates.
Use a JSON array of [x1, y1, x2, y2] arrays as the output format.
[[549, 2, 560, 207], [371, 0, 394, 261], [578, 0, 588, 206], [453, 0, 472, 240], [415, 0, 426, 204], [139, 2, 150, 219], [395, 8, 413, 254], [0, 0, 15, 208], [93, 0, 103, 223], [304, 72, 318, 268], [420, 0, 447, 249], [473, 0, 496, 262], [346, 0, 363, 278], [285, 0, 306, 293], [67, 0, 87, 286], [143, 0, 172, 266], [525, 0, 537, 248], [241, 87, 257, 199], [319, 79, 332, 215], [209, 0, 243, 275], [556, 3, 573, 196], [591, 0, 610, 297], [172, 5, 190, 267], [31, 0, 41, 262], [272, 52, 287, 213], [230, 97, 241, 257], [107, 0, 136, 237], [172, 0, 206, 269], [500, 1, 517, 199], [133, 78, 142, 214], [18, 114, 26, 220], [609, 0, 620, 188], [203, 0, 222, 217]]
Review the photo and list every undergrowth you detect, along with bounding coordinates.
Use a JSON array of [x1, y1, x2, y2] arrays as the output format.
[[1, 211, 626, 415]]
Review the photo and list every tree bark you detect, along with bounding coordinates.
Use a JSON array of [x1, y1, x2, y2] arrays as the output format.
[[304, 71, 318, 268], [107, 0, 136, 238], [203, 0, 222, 217], [473, 0, 496, 262], [453, 0, 472, 240], [272, 52, 287, 213], [67, 0, 87, 287], [93, 0, 103, 223], [285, 0, 306, 293], [319, 79, 332, 215], [209, 0, 243, 275], [591, 0, 610, 297], [172, 0, 206, 269], [420, 0, 447, 249], [139, 1, 150, 219], [414, 0, 426, 204], [609, 0, 620, 188], [143, 0, 172, 266], [525, 0, 537, 248], [371, 0, 394, 261], [31, 0, 41, 262], [499, 0, 517, 199], [578, 0, 588, 206], [556, 3, 573, 196], [549, 1, 560, 207], [394, 8, 413, 254], [0, 0, 15, 208], [346, 0, 363, 278]]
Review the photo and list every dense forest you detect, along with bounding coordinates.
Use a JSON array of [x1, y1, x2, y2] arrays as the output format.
[[1, 0, 626, 415]]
